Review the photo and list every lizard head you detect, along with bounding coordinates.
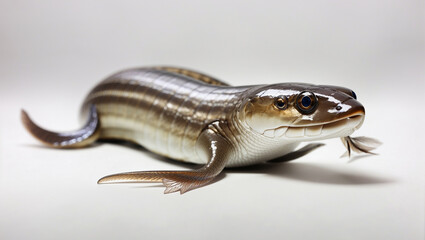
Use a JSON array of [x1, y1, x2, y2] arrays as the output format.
[[238, 83, 365, 141]]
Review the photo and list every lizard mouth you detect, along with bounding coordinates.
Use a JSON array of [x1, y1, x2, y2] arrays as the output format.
[[263, 114, 364, 139]]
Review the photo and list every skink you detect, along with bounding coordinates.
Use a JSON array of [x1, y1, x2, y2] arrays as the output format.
[[22, 66, 379, 194]]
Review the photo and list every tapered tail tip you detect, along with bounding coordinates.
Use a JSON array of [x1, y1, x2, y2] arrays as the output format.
[[21, 109, 30, 126], [97, 177, 110, 184]]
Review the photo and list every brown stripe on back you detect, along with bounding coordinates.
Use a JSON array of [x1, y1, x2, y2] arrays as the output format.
[[153, 66, 230, 86], [79, 68, 252, 160]]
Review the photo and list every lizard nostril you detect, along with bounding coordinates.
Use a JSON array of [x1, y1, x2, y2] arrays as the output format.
[[336, 105, 342, 111]]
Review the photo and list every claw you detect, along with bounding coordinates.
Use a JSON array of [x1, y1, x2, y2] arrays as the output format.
[[341, 136, 382, 158]]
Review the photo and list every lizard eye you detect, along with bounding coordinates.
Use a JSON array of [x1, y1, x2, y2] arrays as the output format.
[[274, 96, 288, 110], [296, 91, 318, 114]]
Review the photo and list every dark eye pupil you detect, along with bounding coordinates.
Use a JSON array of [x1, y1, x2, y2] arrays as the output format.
[[277, 100, 284, 107], [296, 91, 318, 114], [275, 97, 287, 109], [301, 96, 311, 107], [276, 99, 285, 109]]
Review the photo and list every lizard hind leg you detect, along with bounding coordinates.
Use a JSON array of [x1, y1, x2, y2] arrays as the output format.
[[97, 170, 215, 194], [98, 122, 233, 194]]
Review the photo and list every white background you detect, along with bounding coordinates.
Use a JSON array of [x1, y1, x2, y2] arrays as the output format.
[[0, 1, 424, 239]]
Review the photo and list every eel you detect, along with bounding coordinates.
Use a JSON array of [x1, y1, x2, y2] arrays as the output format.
[[21, 66, 380, 194]]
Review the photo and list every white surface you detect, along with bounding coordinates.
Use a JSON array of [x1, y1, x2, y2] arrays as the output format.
[[0, 1, 424, 239]]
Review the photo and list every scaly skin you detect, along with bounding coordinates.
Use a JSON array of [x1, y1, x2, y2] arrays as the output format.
[[22, 66, 369, 194]]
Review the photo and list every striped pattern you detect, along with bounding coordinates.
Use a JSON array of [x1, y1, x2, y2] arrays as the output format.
[[82, 68, 250, 164], [153, 66, 230, 86]]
